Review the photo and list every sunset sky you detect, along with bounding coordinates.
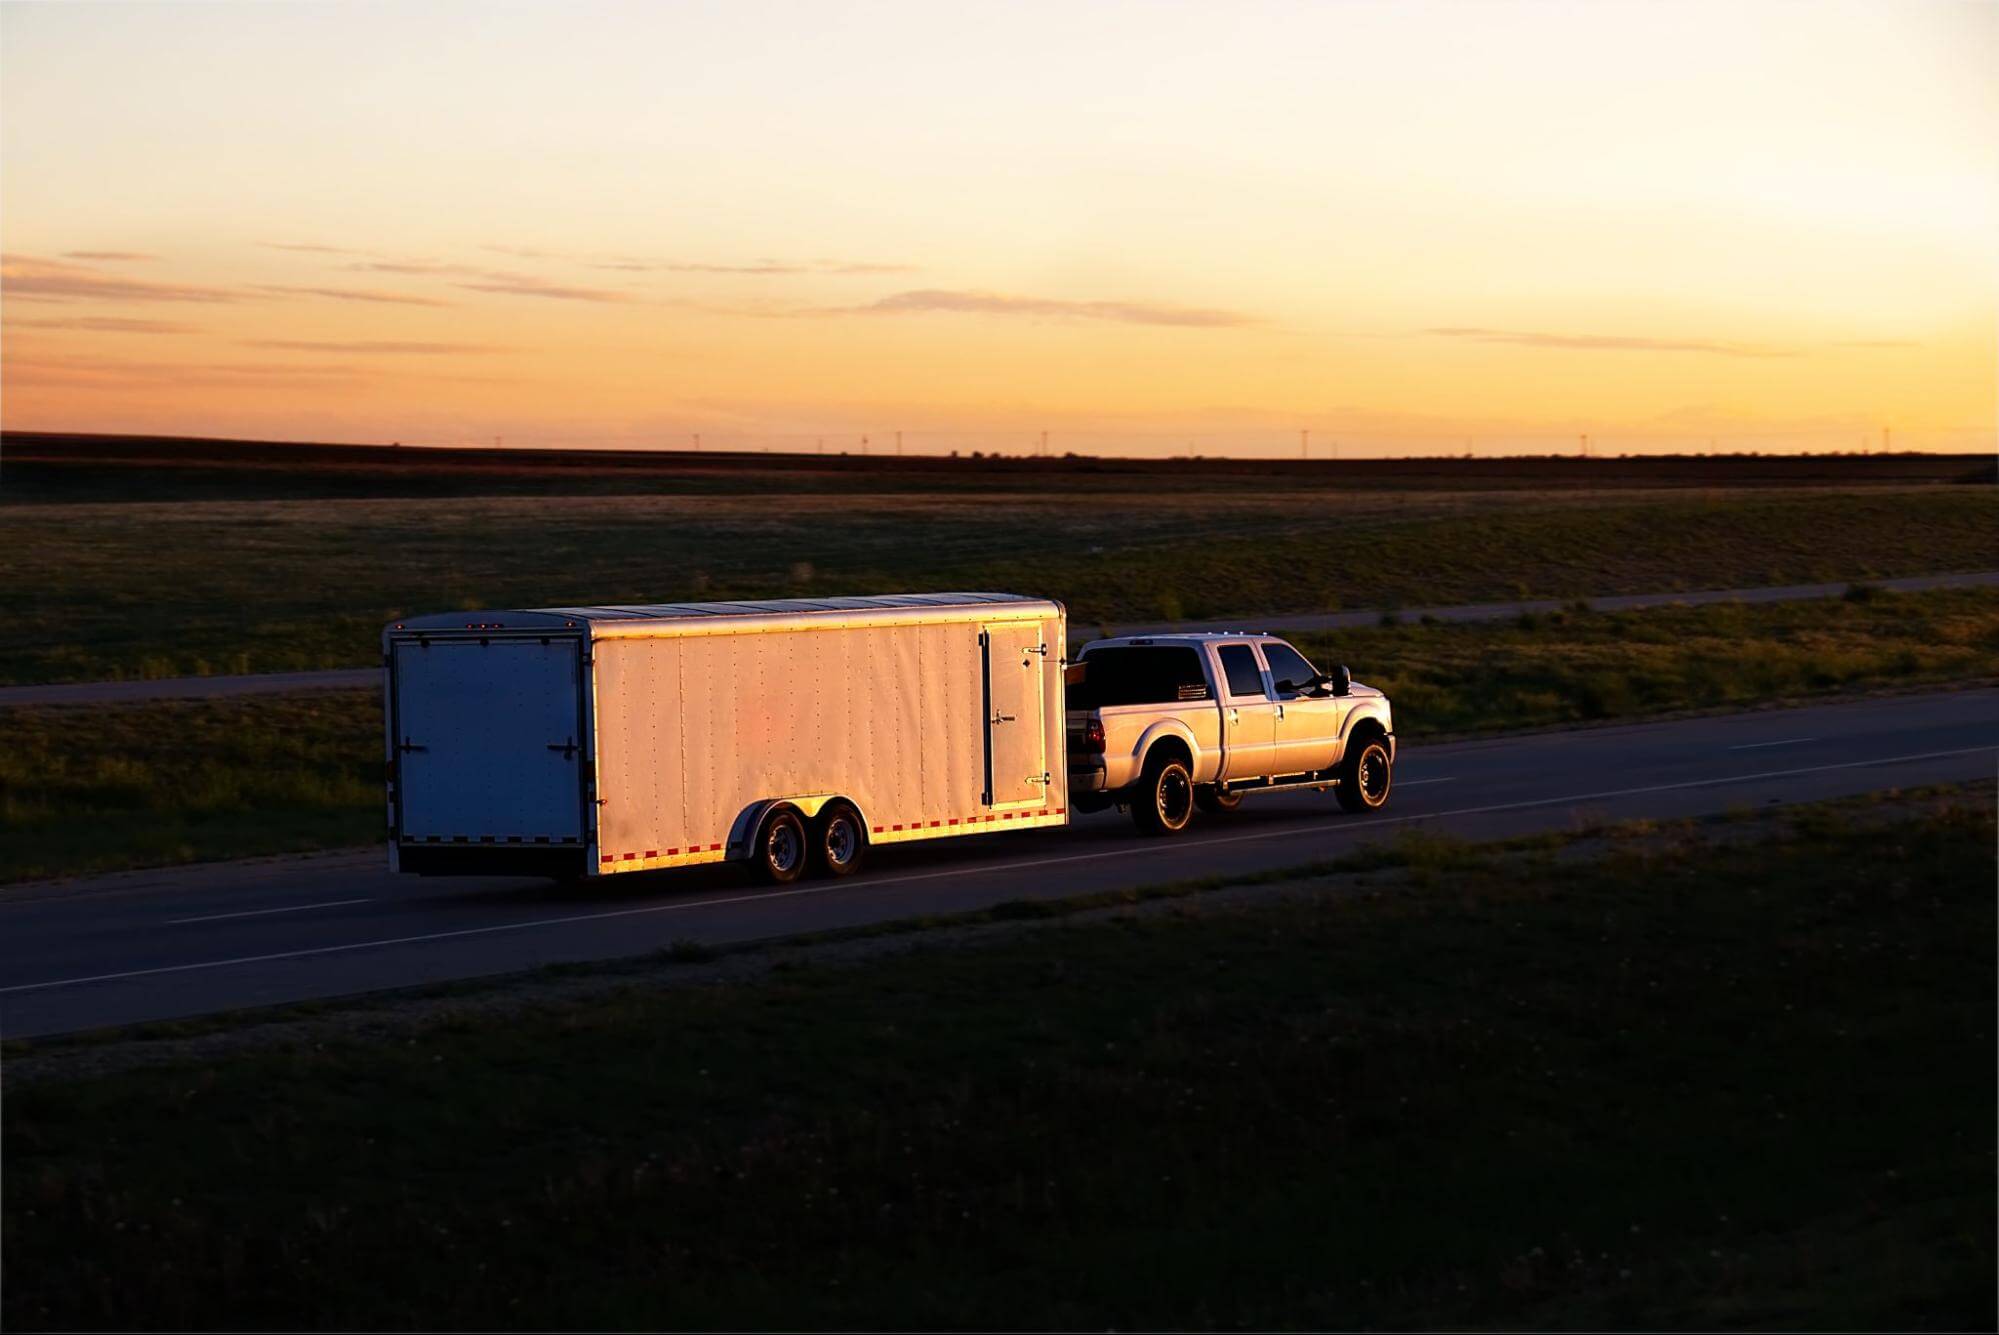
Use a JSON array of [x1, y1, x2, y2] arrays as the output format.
[[3, 0, 1993, 456]]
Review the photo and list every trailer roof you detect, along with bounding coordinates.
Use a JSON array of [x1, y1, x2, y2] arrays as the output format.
[[390, 592, 1058, 634]]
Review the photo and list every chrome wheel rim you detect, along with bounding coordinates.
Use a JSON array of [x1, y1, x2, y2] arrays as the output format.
[[824, 817, 856, 867], [1359, 747, 1389, 803], [1157, 767, 1192, 826], [767, 821, 802, 873]]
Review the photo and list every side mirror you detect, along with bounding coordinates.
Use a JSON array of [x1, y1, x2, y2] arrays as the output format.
[[1331, 665, 1352, 697]]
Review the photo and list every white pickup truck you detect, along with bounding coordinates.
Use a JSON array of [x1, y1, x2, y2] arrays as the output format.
[[1064, 632, 1395, 834]]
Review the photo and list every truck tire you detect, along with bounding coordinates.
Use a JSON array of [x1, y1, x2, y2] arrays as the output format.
[[812, 802, 867, 878], [754, 807, 809, 884], [1194, 784, 1242, 814], [1132, 755, 1196, 836], [1335, 737, 1393, 813]]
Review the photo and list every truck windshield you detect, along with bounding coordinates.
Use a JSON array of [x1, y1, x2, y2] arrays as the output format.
[[1069, 646, 1210, 707]]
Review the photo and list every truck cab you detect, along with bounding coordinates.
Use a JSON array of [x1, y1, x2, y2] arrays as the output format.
[[1064, 633, 1394, 834]]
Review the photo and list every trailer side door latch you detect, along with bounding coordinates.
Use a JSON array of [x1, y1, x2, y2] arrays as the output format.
[[398, 737, 428, 754], [547, 737, 580, 760]]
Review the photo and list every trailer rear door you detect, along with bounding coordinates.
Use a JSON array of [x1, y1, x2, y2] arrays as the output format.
[[390, 637, 588, 843]]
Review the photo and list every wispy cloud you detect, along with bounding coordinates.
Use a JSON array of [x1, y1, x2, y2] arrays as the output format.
[[259, 241, 361, 255], [818, 288, 1255, 328], [61, 250, 158, 262], [343, 259, 488, 277], [2, 254, 239, 304], [662, 258, 918, 276], [8, 315, 197, 334], [245, 339, 505, 355], [5, 353, 369, 389], [1424, 326, 1795, 358], [1832, 339, 1921, 349], [255, 284, 453, 307], [455, 272, 633, 303]]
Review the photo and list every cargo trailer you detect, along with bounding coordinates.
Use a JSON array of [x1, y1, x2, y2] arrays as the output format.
[[383, 593, 1067, 882]]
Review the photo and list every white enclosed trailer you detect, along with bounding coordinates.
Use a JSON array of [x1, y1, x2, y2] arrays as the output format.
[[383, 593, 1067, 882]]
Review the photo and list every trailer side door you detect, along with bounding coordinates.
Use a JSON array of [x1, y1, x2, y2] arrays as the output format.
[[981, 622, 1049, 809]]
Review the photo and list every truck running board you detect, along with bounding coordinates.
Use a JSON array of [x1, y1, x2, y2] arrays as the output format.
[[1218, 771, 1340, 797]]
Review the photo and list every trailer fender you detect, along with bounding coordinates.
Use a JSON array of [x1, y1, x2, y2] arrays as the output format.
[[726, 794, 857, 860]]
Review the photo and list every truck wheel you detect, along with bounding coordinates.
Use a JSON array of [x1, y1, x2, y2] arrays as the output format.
[[1194, 785, 1242, 814], [813, 802, 867, 878], [1336, 738, 1393, 813], [1132, 756, 1196, 836], [754, 808, 809, 884]]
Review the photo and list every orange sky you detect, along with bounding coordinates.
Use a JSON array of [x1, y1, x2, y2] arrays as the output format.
[[3, 0, 1993, 457]]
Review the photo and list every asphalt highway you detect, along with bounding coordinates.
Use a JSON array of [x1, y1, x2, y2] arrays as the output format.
[[6, 570, 1995, 707], [2, 687, 1993, 1039]]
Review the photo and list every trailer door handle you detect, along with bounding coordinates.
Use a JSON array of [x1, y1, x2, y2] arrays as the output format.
[[547, 737, 580, 759], [991, 712, 1016, 724], [398, 737, 428, 754]]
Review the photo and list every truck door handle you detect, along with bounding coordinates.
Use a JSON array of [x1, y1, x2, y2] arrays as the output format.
[[1276, 704, 1286, 719], [991, 712, 1016, 724]]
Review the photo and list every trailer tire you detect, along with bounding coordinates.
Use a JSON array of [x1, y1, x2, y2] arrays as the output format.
[[1335, 736, 1393, 813], [1194, 784, 1242, 814], [754, 807, 809, 884], [1132, 755, 1196, 836], [812, 802, 867, 878]]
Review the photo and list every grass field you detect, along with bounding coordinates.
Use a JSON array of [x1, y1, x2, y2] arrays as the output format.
[[5, 794, 1990, 1330], [2, 484, 1994, 684], [3, 587, 1991, 884]]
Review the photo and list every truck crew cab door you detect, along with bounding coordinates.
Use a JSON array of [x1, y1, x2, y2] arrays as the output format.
[[1214, 641, 1277, 781], [1262, 638, 1344, 777]]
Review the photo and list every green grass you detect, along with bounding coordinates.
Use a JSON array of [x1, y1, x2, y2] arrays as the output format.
[[0, 693, 381, 883], [5, 799, 1991, 1330], [4, 587, 1993, 884], [2, 485, 1993, 683], [1286, 585, 1999, 733]]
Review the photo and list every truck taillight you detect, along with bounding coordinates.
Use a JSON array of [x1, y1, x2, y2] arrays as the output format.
[[1082, 719, 1106, 753]]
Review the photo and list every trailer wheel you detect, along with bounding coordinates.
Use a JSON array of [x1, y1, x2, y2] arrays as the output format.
[[813, 802, 867, 878], [1132, 755, 1196, 836], [754, 808, 809, 884], [1194, 784, 1242, 814], [1335, 737, 1393, 813]]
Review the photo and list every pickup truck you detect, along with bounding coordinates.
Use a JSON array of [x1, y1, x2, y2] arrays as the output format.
[[1064, 632, 1395, 835]]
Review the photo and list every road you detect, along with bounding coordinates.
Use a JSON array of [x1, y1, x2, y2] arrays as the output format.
[[6, 570, 1996, 707], [3, 687, 1993, 1038]]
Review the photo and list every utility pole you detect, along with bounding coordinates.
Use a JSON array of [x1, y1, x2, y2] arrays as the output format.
[[817, 437, 824, 454], [895, 430, 903, 457], [693, 433, 701, 454], [1882, 425, 1891, 452], [861, 434, 869, 456], [1039, 430, 1048, 458], [1300, 428, 1309, 460]]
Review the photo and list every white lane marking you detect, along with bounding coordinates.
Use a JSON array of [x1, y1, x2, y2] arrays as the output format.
[[167, 898, 372, 926], [1397, 777, 1456, 787], [2, 743, 1991, 998], [1727, 737, 1816, 751]]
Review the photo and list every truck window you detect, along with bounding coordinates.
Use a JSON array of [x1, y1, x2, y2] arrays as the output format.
[[1216, 643, 1268, 699], [1070, 646, 1210, 706], [1262, 641, 1319, 695]]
